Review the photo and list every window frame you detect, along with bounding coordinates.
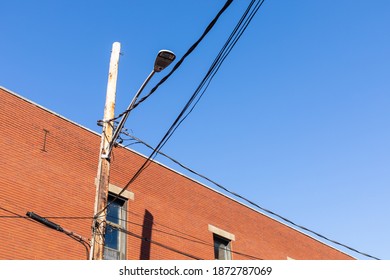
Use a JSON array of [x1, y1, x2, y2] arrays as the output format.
[[208, 224, 235, 260], [103, 194, 127, 260], [213, 234, 232, 260]]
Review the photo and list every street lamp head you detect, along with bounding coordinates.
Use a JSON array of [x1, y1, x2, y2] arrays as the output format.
[[154, 50, 176, 72]]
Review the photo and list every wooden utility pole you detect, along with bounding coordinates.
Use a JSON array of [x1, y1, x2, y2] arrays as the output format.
[[90, 42, 121, 260]]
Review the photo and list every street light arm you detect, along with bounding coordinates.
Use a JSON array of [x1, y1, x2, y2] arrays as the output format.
[[101, 49, 175, 160], [102, 69, 156, 159]]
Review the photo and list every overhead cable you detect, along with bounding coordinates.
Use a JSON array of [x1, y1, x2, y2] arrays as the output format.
[[109, 210, 263, 260], [0, 205, 262, 259], [120, 132, 381, 260], [144, 0, 266, 165], [109, 0, 381, 260], [106, 0, 234, 123], [96, 0, 267, 256], [96, 0, 237, 216], [107, 224, 203, 260]]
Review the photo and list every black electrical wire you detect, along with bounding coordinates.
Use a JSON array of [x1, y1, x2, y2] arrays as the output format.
[[96, 0, 266, 246], [34, 209, 263, 259], [107, 224, 203, 260], [100, 0, 263, 211], [157, 0, 266, 148], [121, 222, 261, 260], [124, 208, 209, 244], [0, 204, 261, 259], [2, 203, 373, 260], [106, 209, 263, 260], [108, 222, 262, 260], [132, 0, 234, 110], [96, 0, 236, 217], [0, 206, 91, 258], [130, 0, 264, 181], [105, 0, 234, 123], [120, 132, 381, 261], [96, 0, 379, 261], [0, 206, 27, 219], [125, 1, 265, 179]]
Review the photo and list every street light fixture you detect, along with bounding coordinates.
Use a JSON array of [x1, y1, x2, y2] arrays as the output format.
[[154, 50, 176, 72], [102, 50, 176, 159]]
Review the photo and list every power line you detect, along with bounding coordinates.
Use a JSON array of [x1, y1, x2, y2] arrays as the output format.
[[0, 205, 91, 258], [168, 0, 266, 137], [0, 200, 253, 258], [1, 197, 261, 259], [92, 0, 270, 261], [163, 0, 266, 147], [0, 195, 96, 219], [104, 0, 234, 123], [0, 206, 27, 219], [107, 224, 203, 260], [100, 0, 265, 216], [0, 201, 262, 259], [96, 0, 237, 217], [124, 208, 209, 244], [3, 200, 371, 260], [94, 0, 379, 261], [110, 209, 263, 260], [108, 219, 263, 260], [119, 132, 381, 260], [125, 0, 266, 193], [0, 205, 262, 259]]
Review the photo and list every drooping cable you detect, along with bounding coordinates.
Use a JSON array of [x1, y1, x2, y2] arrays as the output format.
[[0, 204, 261, 259], [96, 0, 237, 217], [96, 0, 266, 246], [1, 203, 374, 260], [105, 206, 263, 260], [147, 1, 267, 165], [0, 206, 27, 219], [0, 205, 91, 258], [107, 224, 203, 260], [108, 218, 263, 260], [159, 0, 265, 147], [95, 0, 382, 261], [105, 0, 234, 123], [120, 132, 381, 260]]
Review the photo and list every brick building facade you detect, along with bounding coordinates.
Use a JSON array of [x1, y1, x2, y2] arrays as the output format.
[[0, 86, 353, 260]]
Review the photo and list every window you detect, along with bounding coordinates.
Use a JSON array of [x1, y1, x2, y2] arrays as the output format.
[[103, 194, 127, 260], [213, 234, 232, 260], [208, 224, 235, 260]]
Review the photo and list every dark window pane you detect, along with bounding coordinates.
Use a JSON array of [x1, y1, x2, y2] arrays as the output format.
[[107, 203, 120, 224], [104, 194, 127, 260], [105, 225, 119, 250], [106, 196, 125, 224], [213, 235, 231, 260]]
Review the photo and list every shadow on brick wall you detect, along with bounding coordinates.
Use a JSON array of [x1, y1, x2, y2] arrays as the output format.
[[139, 210, 153, 260]]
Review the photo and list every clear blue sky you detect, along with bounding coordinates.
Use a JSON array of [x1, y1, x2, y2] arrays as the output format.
[[1, 1, 389, 260]]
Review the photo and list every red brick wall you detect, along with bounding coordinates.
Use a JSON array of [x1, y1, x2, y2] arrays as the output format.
[[0, 88, 98, 259], [0, 87, 353, 260]]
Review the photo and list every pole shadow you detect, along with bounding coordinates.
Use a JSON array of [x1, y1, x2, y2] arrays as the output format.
[[139, 209, 153, 260]]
